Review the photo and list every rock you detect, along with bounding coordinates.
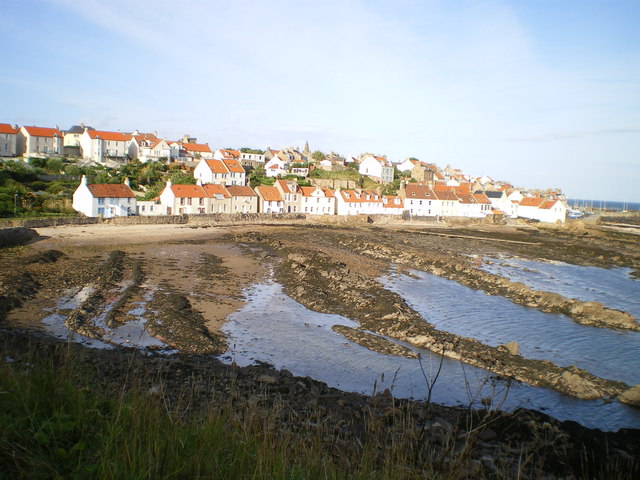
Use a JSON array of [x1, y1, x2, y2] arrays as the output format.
[[618, 384, 640, 406], [498, 341, 520, 356], [556, 370, 600, 400]]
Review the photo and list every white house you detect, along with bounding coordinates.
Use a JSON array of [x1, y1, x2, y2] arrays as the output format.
[[17, 126, 64, 157], [382, 195, 404, 215], [193, 158, 246, 186], [129, 134, 171, 163], [213, 148, 240, 160], [159, 180, 209, 215], [517, 197, 566, 223], [400, 183, 438, 216], [80, 129, 131, 163], [72, 176, 136, 218], [433, 186, 460, 217], [537, 199, 567, 223], [358, 155, 394, 184], [240, 151, 265, 164], [299, 186, 335, 215], [255, 185, 284, 213], [396, 158, 420, 173], [265, 163, 287, 178], [335, 189, 385, 216], [0, 123, 19, 157], [182, 142, 214, 160]]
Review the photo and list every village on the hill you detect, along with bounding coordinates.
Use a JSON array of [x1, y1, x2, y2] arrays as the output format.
[[1, 123, 567, 223]]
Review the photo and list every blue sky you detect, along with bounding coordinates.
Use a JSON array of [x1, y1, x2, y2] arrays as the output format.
[[2, 0, 639, 201]]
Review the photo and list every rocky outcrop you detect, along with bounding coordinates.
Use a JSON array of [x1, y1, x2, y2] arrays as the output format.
[[619, 385, 640, 407], [256, 244, 630, 403], [341, 238, 640, 332]]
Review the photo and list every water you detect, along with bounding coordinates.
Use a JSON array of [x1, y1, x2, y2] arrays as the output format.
[[221, 280, 640, 431], [480, 256, 640, 320], [568, 199, 640, 212], [381, 269, 640, 386], [41, 287, 174, 353]]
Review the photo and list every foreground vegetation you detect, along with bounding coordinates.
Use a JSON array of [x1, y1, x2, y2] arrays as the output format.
[[1, 339, 638, 480]]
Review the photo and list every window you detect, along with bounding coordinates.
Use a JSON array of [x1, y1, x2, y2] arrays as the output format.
[[98, 198, 105, 204], [180, 198, 185, 205], [98, 208, 105, 214], [199, 198, 204, 205]]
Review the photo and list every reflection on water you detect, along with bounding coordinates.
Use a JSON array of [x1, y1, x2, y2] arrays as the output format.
[[221, 281, 640, 431], [480, 256, 640, 320], [381, 269, 640, 386], [41, 287, 174, 353]]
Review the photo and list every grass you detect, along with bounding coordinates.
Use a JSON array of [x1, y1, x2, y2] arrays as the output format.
[[0, 348, 442, 480], [2, 344, 637, 479]]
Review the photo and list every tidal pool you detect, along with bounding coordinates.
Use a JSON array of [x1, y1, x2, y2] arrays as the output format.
[[381, 269, 640, 386], [221, 280, 640, 431]]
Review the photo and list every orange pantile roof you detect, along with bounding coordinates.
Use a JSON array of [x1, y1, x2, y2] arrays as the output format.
[[300, 186, 333, 197], [0, 123, 18, 134], [403, 183, 435, 199], [23, 126, 63, 137], [456, 193, 475, 204], [87, 130, 131, 142], [202, 184, 230, 198], [87, 184, 135, 198], [519, 197, 545, 207], [226, 185, 257, 197], [383, 195, 403, 208], [276, 179, 299, 194], [433, 186, 459, 201], [473, 193, 491, 204], [170, 184, 207, 198], [223, 158, 245, 174], [204, 159, 228, 174], [183, 142, 212, 153], [539, 200, 560, 210], [339, 189, 382, 203], [217, 148, 240, 159], [256, 185, 283, 202]]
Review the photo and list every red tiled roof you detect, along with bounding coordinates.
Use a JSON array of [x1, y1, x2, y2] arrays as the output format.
[[539, 200, 560, 210], [473, 193, 491, 204], [204, 159, 228, 174], [383, 195, 403, 208], [276, 179, 299, 194], [217, 149, 240, 159], [226, 185, 257, 197], [339, 190, 382, 203], [202, 184, 230, 198], [183, 142, 212, 153], [170, 184, 207, 198], [0, 123, 18, 134], [87, 184, 135, 198], [87, 130, 131, 142], [404, 183, 435, 199], [23, 126, 63, 137], [223, 158, 245, 174], [519, 197, 545, 207], [256, 185, 283, 202], [299, 186, 333, 197], [433, 186, 459, 201]]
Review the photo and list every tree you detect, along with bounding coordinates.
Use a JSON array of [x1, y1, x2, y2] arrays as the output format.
[[45, 158, 64, 174], [169, 171, 196, 185], [311, 150, 326, 162]]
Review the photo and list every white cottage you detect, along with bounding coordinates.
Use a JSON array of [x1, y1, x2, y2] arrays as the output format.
[[0, 123, 19, 157], [72, 176, 136, 218]]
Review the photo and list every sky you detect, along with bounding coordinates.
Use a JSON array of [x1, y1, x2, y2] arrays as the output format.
[[1, 0, 639, 201]]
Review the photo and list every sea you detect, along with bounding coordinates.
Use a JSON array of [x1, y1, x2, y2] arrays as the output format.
[[568, 199, 640, 212]]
